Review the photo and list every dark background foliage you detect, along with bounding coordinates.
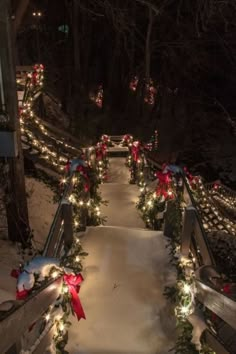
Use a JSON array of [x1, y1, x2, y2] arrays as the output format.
[[14, 0, 236, 186]]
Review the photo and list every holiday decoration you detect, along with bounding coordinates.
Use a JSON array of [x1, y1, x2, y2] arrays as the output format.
[[89, 85, 103, 108], [144, 79, 157, 105], [63, 274, 85, 320], [100, 134, 112, 147], [163, 195, 215, 354], [19, 64, 81, 172], [120, 134, 133, 147], [12, 235, 88, 353], [129, 76, 139, 91], [69, 158, 88, 173], [94, 141, 109, 183], [136, 166, 175, 229], [15, 256, 61, 299]]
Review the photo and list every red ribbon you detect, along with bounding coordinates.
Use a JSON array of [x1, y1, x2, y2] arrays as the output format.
[[11, 269, 21, 279], [156, 171, 171, 184], [16, 289, 29, 300], [131, 144, 140, 162], [63, 274, 86, 321], [183, 166, 194, 183], [101, 135, 109, 143], [123, 134, 132, 143], [155, 171, 174, 199], [223, 284, 231, 295], [77, 165, 90, 192], [96, 143, 107, 160], [65, 160, 70, 173]]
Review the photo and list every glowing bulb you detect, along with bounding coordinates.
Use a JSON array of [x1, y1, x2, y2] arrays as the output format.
[[59, 322, 64, 331], [183, 283, 191, 294], [45, 313, 50, 321], [181, 306, 189, 315], [76, 256, 80, 262], [52, 271, 59, 279], [62, 286, 68, 294]]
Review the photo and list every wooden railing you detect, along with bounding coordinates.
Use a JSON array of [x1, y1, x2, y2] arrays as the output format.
[[144, 153, 236, 354], [0, 277, 63, 354], [43, 174, 74, 257], [0, 170, 79, 353]]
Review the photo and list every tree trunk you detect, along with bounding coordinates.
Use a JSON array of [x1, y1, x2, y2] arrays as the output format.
[[145, 6, 153, 82]]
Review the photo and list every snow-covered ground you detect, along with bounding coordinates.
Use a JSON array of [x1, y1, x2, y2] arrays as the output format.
[[68, 158, 176, 354], [25, 177, 58, 250], [0, 177, 57, 303]]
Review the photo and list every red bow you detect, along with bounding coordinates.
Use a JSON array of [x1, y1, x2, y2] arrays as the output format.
[[65, 161, 70, 173], [183, 166, 194, 183], [131, 144, 140, 162], [96, 143, 107, 160], [223, 284, 231, 295], [16, 289, 29, 300], [124, 134, 131, 142], [63, 274, 86, 321], [102, 135, 109, 143], [156, 171, 171, 184], [77, 165, 90, 192], [11, 269, 21, 278]]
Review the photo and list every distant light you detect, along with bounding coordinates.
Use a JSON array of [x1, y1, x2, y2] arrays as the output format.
[[58, 24, 69, 34], [32, 11, 42, 17]]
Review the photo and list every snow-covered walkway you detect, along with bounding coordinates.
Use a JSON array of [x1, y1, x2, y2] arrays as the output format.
[[68, 158, 176, 354]]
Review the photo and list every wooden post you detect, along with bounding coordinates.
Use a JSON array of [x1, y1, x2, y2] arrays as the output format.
[[163, 200, 176, 238], [0, 0, 30, 245], [62, 202, 73, 250], [181, 206, 196, 256]]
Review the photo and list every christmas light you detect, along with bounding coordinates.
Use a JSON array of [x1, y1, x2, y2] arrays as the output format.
[[52, 271, 59, 279]]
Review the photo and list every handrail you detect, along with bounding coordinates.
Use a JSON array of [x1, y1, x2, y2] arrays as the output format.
[[181, 174, 215, 266], [195, 279, 236, 330], [0, 276, 63, 354], [43, 174, 74, 257], [202, 330, 231, 354], [205, 182, 236, 197], [0, 168, 84, 352], [144, 153, 215, 266]]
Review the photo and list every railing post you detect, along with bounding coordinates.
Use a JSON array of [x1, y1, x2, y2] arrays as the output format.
[[181, 206, 196, 256], [62, 201, 73, 250], [163, 200, 176, 238]]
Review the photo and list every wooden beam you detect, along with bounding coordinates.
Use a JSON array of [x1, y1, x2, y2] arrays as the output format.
[[0, 277, 63, 354], [196, 280, 236, 331], [181, 206, 196, 256]]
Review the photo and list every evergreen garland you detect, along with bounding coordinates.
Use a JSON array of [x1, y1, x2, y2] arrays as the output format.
[[163, 193, 215, 354]]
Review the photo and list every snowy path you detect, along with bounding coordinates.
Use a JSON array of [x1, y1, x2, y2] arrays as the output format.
[[68, 158, 176, 354]]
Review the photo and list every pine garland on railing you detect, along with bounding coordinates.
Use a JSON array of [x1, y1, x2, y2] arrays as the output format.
[[120, 134, 133, 147], [94, 139, 109, 183], [63, 160, 107, 229], [20, 64, 81, 172], [136, 170, 175, 229], [163, 193, 216, 354]]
